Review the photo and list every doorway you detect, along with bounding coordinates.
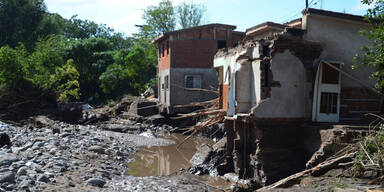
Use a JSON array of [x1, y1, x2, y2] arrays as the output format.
[[312, 61, 341, 122]]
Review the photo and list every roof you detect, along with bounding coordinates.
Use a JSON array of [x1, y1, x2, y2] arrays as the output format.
[[302, 8, 366, 23], [153, 23, 237, 44], [284, 18, 302, 28], [246, 22, 287, 33], [245, 22, 287, 37]]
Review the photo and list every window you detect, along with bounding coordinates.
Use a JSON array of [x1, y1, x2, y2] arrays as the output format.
[[158, 45, 161, 57], [320, 92, 338, 114], [217, 40, 227, 49], [164, 75, 169, 89], [166, 41, 169, 55], [321, 63, 340, 84], [185, 75, 202, 88]]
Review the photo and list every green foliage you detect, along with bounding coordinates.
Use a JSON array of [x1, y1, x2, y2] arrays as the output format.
[[0, 0, 209, 104], [141, 0, 207, 37], [354, 0, 384, 90], [143, 0, 176, 35], [49, 59, 80, 102], [176, 2, 206, 29], [0, 45, 27, 88], [99, 63, 131, 97], [352, 124, 384, 176], [67, 37, 115, 101], [0, 0, 46, 49], [23, 35, 69, 89], [99, 46, 157, 98]]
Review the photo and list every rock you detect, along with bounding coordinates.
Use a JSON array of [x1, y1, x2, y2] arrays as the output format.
[[19, 179, 30, 189], [87, 178, 106, 187], [32, 141, 44, 148], [16, 167, 27, 177], [37, 174, 50, 183], [139, 130, 156, 138], [88, 146, 105, 154], [0, 153, 18, 167], [190, 144, 213, 166], [0, 133, 10, 147], [5, 184, 14, 191], [0, 172, 14, 183]]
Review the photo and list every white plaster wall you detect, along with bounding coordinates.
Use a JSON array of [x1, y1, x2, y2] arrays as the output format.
[[252, 60, 262, 105], [236, 60, 253, 113], [159, 69, 171, 107], [304, 14, 375, 88], [253, 50, 306, 118]]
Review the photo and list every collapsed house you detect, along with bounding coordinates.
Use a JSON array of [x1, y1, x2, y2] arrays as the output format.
[[153, 24, 244, 114], [214, 8, 382, 185]]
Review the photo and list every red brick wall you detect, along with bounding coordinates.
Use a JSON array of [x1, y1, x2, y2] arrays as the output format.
[[172, 40, 215, 68], [158, 40, 171, 73]]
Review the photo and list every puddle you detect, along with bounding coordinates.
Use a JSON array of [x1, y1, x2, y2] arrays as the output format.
[[126, 133, 232, 191], [126, 133, 213, 177], [126, 134, 231, 191]]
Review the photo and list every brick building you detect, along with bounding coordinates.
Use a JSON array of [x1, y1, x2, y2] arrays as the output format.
[[153, 24, 244, 114]]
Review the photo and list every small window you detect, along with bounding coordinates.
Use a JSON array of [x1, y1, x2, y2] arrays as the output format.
[[164, 75, 169, 89], [320, 92, 338, 114], [158, 45, 161, 57], [185, 75, 202, 88], [217, 40, 227, 49], [166, 41, 169, 55]]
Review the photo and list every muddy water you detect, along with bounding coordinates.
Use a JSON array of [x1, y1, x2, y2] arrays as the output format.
[[126, 133, 213, 177], [126, 133, 232, 191]]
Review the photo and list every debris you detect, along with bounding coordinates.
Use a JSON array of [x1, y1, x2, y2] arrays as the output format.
[[190, 144, 213, 166]]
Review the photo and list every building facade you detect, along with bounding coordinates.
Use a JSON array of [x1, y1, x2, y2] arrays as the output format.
[[214, 8, 382, 185], [154, 24, 244, 114]]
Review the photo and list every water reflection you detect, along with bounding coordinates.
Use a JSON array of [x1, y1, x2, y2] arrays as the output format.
[[126, 133, 213, 177]]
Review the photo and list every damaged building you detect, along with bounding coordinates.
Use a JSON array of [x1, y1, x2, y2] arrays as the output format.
[[154, 24, 244, 114], [214, 8, 382, 185]]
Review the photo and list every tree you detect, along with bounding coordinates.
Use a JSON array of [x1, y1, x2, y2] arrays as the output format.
[[176, 2, 206, 29], [0, 45, 27, 89], [0, 0, 46, 49], [355, 0, 384, 90], [142, 0, 176, 35]]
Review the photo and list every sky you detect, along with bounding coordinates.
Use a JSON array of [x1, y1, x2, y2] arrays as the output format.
[[45, 0, 372, 37]]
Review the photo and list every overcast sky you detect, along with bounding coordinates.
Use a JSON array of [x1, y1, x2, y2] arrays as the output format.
[[45, 0, 371, 37]]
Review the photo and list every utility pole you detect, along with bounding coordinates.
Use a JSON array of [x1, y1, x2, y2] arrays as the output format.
[[306, 0, 309, 8]]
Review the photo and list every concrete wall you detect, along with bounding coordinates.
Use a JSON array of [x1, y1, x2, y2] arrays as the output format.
[[158, 69, 171, 110], [303, 14, 375, 88], [169, 68, 218, 112], [252, 50, 307, 118]]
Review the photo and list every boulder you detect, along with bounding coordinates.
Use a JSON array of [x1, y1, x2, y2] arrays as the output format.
[[0, 172, 15, 183], [88, 146, 105, 154], [87, 178, 106, 187]]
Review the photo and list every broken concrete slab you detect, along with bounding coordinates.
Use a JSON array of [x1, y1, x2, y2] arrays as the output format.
[[190, 144, 213, 166], [128, 99, 159, 117]]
